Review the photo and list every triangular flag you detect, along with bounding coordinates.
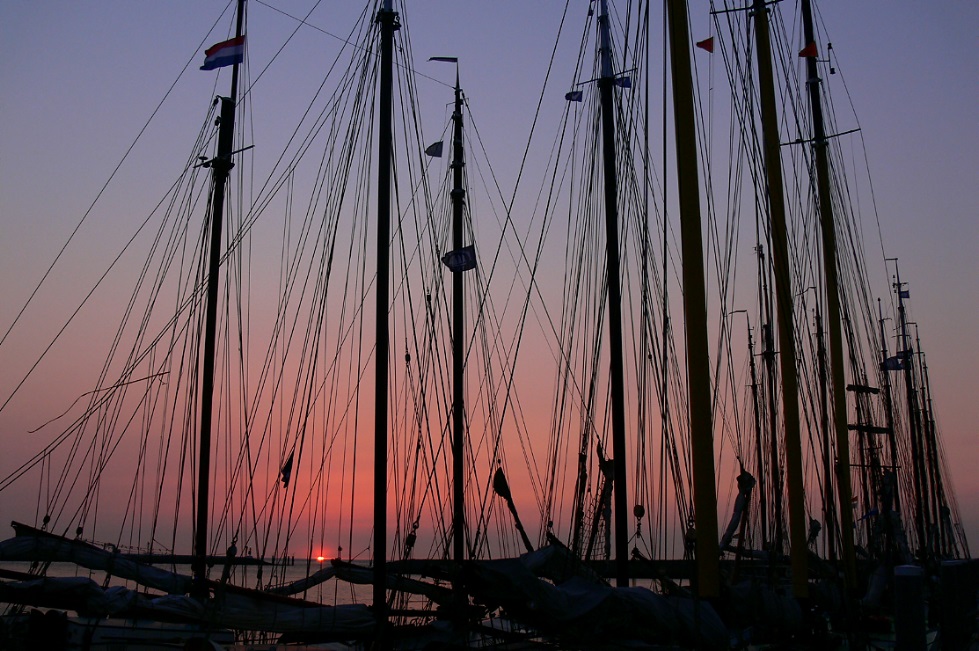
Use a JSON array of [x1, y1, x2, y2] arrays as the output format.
[[695, 37, 714, 53], [424, 141, 444, 158], [565, 90, 583, 102], [799, 41, 818, 58]]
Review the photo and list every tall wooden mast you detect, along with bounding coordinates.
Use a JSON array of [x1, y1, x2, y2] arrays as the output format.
[[745, 315, 768, 552], [595, 0, 630, 588], [750, 0, 809, 598], [815, 303, 838, 564], [876, 298, 900, 519], [665, 0, 720, 598], [893, 261, 928, 558], [194, 0, 246, 589], [918, 333, 950, 556], [374, 0, 398, 634], [799, 0, 857, 591], [450, 68, 467, 568]]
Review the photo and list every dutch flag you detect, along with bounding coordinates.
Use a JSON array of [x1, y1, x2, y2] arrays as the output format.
[[201, 36, 245, 71]]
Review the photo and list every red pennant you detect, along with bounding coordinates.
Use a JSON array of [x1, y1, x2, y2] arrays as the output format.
[[696, 37, 714, 53], [799, 41, 818, 58]]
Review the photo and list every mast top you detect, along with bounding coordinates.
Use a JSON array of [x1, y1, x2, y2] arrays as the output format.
[[429, 56, 460, 90], [598, 0, 615, 79]]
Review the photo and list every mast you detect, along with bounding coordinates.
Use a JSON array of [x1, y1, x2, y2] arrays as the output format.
[[756, 246, 783, 554], [916, 328, 945, 554], [666, 0, 720, 598], [877, 299, 900, 516], [746, 321, 768, 552], [194, 0, 245, 589], [450, 69, 466, 569], [893, 262, 927, 558], [374, 0, 397, 633], [750, 0, 809, 598], [920, 345, 957, 557], [596, 0, 630, 588], [762, 311, 784, 556], [734, 308, 768, 552], [815, 303, 837, 563], [799, 0, 857, 592]]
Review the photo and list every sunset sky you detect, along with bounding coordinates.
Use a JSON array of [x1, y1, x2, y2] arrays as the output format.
[[1, 1, 976, 555]]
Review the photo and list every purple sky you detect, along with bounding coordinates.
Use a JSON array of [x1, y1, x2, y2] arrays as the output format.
[[1, 1, 976, 552]]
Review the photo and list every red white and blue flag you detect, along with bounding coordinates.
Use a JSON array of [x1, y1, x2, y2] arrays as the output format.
[[201, 36, 245, 71]]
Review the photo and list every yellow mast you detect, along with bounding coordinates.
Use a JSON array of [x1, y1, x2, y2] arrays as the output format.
[[666, 0, 720, 598], [751, 0, 809, 598], [800, 0, 857, 593]]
